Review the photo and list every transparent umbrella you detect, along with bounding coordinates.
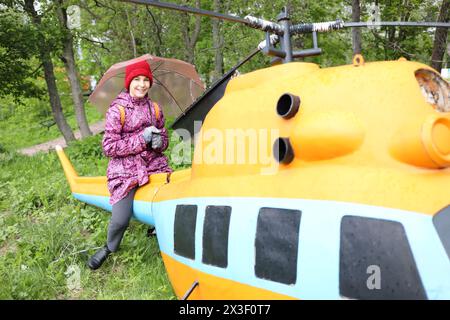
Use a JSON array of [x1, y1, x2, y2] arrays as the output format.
[[89, 54, 205, 118]]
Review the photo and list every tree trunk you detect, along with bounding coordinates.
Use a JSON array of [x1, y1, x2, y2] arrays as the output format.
[[146, 6, 163, 56], [125, 6, 137, 57], [56, 1, 92, 138], [181, 0, 201, 64], [431, 0, 450, 71], [352, 0, 362, 55], [24, 0, 75, 143], [42, 57, 76, 143], [398, 0, 411, 43], [212, 0, 224, 83]]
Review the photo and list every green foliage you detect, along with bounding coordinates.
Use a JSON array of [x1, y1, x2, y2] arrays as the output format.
[[0, 9, 44, 99], [0, 94, 103, 151], [0, 137, 177, 299], [0, 105, 190, 299]]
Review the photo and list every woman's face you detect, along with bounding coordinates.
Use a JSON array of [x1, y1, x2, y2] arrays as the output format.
[[129, 75, 151, 98]]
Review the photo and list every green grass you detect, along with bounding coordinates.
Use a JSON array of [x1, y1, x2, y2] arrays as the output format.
[[0, 124, 192, 299], [0, 88, 195, 299], [0, 97, 103, 152]]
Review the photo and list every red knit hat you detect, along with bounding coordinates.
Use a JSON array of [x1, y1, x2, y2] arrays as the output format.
[[124, 60, 153, 90]]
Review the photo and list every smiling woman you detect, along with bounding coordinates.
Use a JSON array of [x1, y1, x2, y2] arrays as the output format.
[[129, 75, 151, 99], [87, 59, 173, 270], [125, 60, 153, 99]]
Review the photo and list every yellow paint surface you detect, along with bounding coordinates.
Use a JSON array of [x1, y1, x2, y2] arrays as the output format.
[[161, 253, 295, 300]]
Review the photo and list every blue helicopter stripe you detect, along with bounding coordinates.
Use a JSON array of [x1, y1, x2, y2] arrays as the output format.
[[153, 197, 450, 300], [73, 193, 155, 225], [72, 192, 450, 299]]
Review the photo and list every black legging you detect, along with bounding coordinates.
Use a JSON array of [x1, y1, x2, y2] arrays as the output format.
[[106, 187, 137, 252]]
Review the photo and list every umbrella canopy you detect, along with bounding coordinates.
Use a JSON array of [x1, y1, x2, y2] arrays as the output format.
[[89, 54, 205, 118]]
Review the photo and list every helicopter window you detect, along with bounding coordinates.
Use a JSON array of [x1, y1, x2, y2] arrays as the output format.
[[340, 216, 427, 300], [174, 205, 197, 260], [255, 207, 301, 285], [415, 69, 450, 112], [433, 205, 450, 262], [202, 206, 232, 268]]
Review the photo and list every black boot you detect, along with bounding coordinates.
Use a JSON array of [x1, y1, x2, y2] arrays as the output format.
[[87, 245, 111, 270], [146, 227, 156, 237]]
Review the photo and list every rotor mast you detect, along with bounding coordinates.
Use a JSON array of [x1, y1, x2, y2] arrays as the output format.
[[278, 7, 293, 63]]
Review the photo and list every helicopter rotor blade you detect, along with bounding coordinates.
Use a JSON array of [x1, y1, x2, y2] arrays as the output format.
[[120, 0, 283, 34], [121, 0, 248, 24], [344, 21, 450, 28], [121, 0, 450, 64], [290, 20, 450, 35], [123, 0, 450, 36], [290, 20, 345, 34]]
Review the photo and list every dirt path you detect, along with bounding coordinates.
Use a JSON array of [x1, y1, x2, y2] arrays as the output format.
[[18, 120, 105, 156]]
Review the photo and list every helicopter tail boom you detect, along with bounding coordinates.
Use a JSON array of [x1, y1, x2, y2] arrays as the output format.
[[55, 144, 186, 227], [55, 145, 111, 210]]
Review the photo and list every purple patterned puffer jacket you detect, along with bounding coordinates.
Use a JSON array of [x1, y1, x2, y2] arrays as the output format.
[[102, 91, 172, 205]]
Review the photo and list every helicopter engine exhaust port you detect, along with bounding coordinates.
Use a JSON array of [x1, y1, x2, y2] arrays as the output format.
[[390, 115, 450, 169], [273, 137, 294, 164], [276, 93, 301, 119]]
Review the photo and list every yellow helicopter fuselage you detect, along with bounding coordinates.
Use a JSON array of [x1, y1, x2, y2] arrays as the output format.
[[57, 59, 450, 299]]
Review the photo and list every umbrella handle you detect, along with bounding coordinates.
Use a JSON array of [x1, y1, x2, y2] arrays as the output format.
[[153, 102, 161, 123]]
